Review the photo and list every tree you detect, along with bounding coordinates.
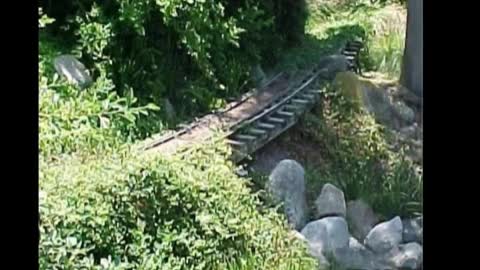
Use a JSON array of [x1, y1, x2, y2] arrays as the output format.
[[400, 0, 423, 97]]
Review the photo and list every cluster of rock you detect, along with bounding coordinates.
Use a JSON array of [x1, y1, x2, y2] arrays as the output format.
[[268, 160, 423, 269], [333, 72, 423, 165]]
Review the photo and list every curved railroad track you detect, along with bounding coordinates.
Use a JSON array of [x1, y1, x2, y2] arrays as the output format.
[[140, 45, 361, 162]]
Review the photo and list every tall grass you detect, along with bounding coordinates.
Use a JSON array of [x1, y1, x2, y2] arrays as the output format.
[[298, 83, 422, 219], [366, 4, 406, 78], [303, 1, 407, 79], [368, 32, 404, 77]]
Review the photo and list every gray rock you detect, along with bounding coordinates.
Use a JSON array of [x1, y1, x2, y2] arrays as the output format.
[[53, 55, 92, 89], [400, 123, 419, 139], [315, 183, 346, 218], [333, 237, 389, 270], [309, 248, 331, 269], [250, 146, 290, 175], [301, 217, 350, 256], [362, 85, 394, 122], [347, 199, 379, 241], [392, 101, 415, 124], [348, 236, 365, 249], [317, 54, 348, 80], [385, 242, 423, 269], [267, 160, 308, 230], [403, 217, 423, 244], [290, 230, 307, 242], [365, 216, 403, 254]]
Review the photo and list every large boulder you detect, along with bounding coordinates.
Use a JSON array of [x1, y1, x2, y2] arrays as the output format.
[[314, 183, 346, 218], [317, 54, 348, 80], [346, 199, 379, 241], [384, 242, 423, 269], [333, 237, 389, 270], [300, 217, 350, 257], [267, 160, 308, 230], [403, 216, 423, 244], [400, 123, 419, 139], [334, 237, 370, 269], [333, 72, 420, 130], [392, 101, 415, 125], [53, 55, 92, 89], [364, 216, 403, 254], [334, 72, 395, 122]]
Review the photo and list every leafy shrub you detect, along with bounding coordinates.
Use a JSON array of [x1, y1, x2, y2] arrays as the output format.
[[39, 0, 308, 132], [39, 143, 317, 269], [39, 71, 159, 157], [39, 9, 160, 157], [364, 4, 406, 77]]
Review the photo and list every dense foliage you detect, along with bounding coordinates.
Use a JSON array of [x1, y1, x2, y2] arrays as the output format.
[[39, 143, 317, 269], [39, 4, 317, 269], [40, 0, 308, 136], [39, 1, 419, 269]]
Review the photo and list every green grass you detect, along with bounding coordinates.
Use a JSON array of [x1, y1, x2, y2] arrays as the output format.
[[277, 1, 406, 79], [250, 96, 422, 223], [298, 82, 422, 219], [269, 2, 420, 223], [298, 1, 420, 219], [39, 18, 318, 270]]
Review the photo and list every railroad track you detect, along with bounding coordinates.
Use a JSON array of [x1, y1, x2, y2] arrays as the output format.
[[140, 53, 352, 162]]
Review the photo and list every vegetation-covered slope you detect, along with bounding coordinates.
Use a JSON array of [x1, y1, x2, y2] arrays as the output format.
[[39, 0, 421, 269]]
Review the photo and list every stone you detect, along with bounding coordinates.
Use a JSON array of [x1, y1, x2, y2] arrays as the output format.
[[290, 230, 307, 242], [300, 217, 350, 256], [53, 55, 92, 89], [363, 86, 401, 129], [392, 101, 415, 124], [347, 199, 379, 241], [364, 216, 403, 254], [385, 242, 423, 269], [408, 144, 423, 164], [334, 72, 396, 127], [250, 147, 290, 175], [267, 160, 308, 230], [400, 123, 419, 139], [319, 54, 348, 78], [315, 183, 346, 218], [310, 248, 331, 269], [396, 85, 422, 109], [403, 217, 423, 244], [333, 237, 389, 270]]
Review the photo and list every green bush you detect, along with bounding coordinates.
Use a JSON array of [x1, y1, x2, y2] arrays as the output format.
[[39, 143, 317, 269], [39, 9, 160, 157], [39, 0, 308, 132], [39, 38, 159, 157]]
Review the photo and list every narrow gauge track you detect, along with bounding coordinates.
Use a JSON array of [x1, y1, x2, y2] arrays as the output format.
[[141, 53, 351, 162]]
